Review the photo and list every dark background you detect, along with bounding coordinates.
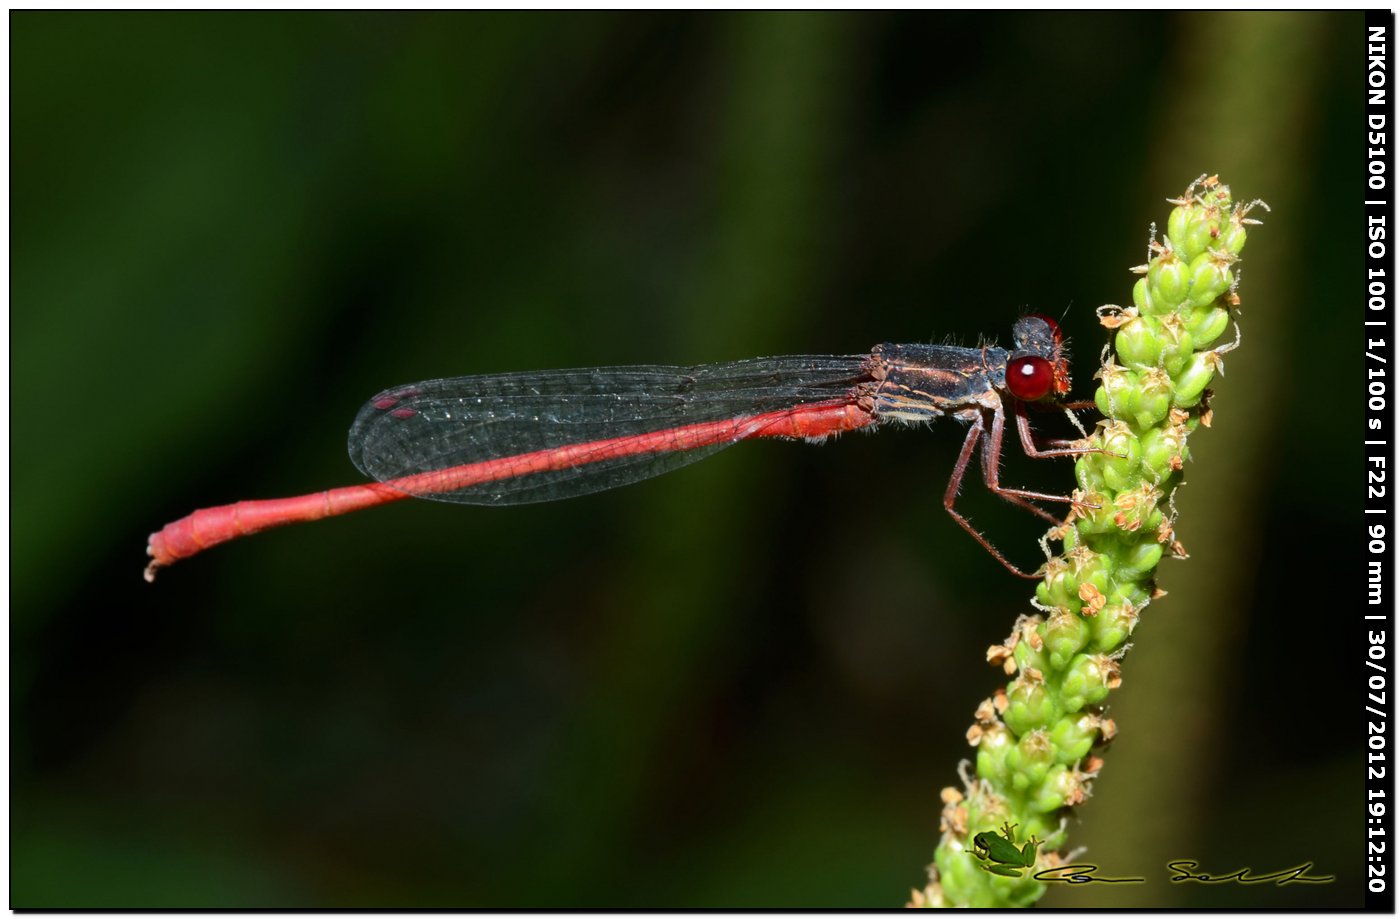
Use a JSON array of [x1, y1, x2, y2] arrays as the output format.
[[12, 11, 1362, 907]]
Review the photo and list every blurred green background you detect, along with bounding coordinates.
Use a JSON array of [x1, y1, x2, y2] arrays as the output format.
[[12, 11, 1363, 907]]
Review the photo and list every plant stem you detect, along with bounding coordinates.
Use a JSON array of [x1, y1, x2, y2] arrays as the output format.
[[908, 175, 1265, 909]]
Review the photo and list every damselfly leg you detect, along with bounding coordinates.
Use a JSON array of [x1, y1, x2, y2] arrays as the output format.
[[944, 397, 1101, 579]]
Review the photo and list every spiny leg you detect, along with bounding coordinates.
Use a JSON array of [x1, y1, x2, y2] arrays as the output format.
[[983, 402, 1083, 509], [1017, 399, 1107, 448], [979, 406, 1063, 526], [1014, 400, 1105, 460], [944, 414, 1042, 580], [1058, 400, 1096, 438]]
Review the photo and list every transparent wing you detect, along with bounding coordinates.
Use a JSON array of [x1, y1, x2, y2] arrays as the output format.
[[348, 356, 873, 505]]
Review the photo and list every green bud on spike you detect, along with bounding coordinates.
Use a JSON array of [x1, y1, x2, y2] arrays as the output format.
[[1180, 213, 1216, 261], [1172, 350, 1218, 407], [975, 722, 1014, 784], [1166, 205, 1190, 253], [1003, 674, 1061, 734], [1098, 421, 1141, 491], [1142, 506, 1165, 534], [1108, 483, 1161, 534], [1186, 304, 1231, 347], [1217, 218, 1247, 255], [1067, 544, 1111, 591], [1042, 572, 1080, 615], [1151, 256, 1190, 308], [1091, 598, 1141, 652], [1103, 460, 1142, 496], [1076, 491, 1119, 535], [1115, 540, 1164, 580], [1140, 425, 1187, 479], [1007, 730, 1055, 789], [1136, 274, 1171, 317], [1013, 629, 1049, 675], [1049, 713, 1099, 764], [1130, 368, 1173, 431], [1075, 454, 1107, 494], [1098, 363, 1140, 419], [1185, 252, 1229, 307], [1060, 653, 1115, 711], [1029, 765, 1071, 814], [1044, 608, 1091, 671], [1156, 314, 1195, 377], [1214, 267, 1235, 301], [1114, 315, 1163, 369]]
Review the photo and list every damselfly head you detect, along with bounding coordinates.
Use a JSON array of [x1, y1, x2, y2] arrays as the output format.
[[1006, 314, 1071, 402]]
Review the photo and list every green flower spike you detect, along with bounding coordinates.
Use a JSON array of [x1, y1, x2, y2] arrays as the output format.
[[907, 176, 1266, 909]]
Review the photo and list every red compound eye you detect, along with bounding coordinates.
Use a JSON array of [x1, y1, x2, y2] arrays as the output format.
[[1006, 355, 1055, 401]]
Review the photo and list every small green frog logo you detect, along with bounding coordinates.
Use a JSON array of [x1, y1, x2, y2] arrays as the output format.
[[970, 821, 1042, 878]]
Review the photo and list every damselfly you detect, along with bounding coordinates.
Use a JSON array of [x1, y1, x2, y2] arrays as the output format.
[[145, 315, 1095, 581]]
